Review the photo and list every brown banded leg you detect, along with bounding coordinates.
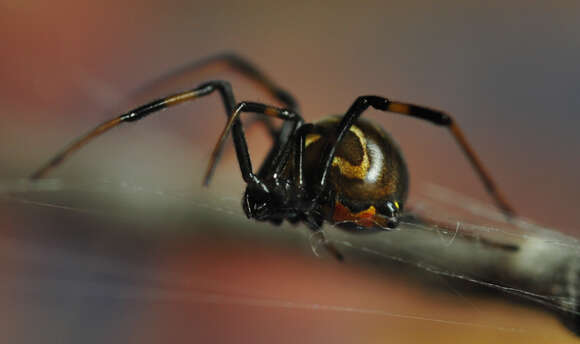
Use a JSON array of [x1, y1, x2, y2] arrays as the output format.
[[199, 53, 298, 111], [317, 96, 515, 217], [185, 53, 301, 161], [133, 52, 299, 112], [32, 52, 301, 181], [130, 52, 299, 145], [203, 101, 303, 188], [30, 80, 255, 181], [130, 52, 300, 146]]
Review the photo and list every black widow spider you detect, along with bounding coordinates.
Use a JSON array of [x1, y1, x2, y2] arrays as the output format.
[[31, 53, 515, 260]]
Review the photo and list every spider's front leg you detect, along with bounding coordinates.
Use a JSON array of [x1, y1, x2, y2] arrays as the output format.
[[30, 81, 243, 179], [30, 53, 300, 181]]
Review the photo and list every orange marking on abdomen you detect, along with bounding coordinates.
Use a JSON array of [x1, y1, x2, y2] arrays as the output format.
[[333, 202, 377, 227]]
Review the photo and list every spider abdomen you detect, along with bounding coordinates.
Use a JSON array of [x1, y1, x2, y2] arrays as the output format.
[[303, 116, 408, 228]]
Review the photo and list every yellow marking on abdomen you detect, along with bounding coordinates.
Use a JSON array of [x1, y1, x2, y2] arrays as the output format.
[[305, 134, 322, 147], [331, 125, 369, 180]]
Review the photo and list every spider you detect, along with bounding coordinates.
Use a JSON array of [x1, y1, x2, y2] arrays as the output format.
[[31, 53, 515, 260]]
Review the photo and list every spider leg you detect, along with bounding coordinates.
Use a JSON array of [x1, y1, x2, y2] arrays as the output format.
[[317, 96, 515, 217], [203, 102, 303, 187], [183, 53, 301, 167], [292, 123, 314, 191], [132, 52, 299, 112], [30, 80, 250, 180], [32, 52, 302, 181], [146, 52, 302, 160], [129, 52, 299, 145], [253, 110, 302, 180]]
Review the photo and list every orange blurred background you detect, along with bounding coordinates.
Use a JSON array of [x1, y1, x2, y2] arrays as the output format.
[[1, 1, 579, 342]]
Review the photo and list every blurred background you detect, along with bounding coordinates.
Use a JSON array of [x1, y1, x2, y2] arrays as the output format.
[[1, 0, 579, 343]]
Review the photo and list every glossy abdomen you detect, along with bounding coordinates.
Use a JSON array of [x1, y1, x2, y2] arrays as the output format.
[[303, 116, 408, 212]]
